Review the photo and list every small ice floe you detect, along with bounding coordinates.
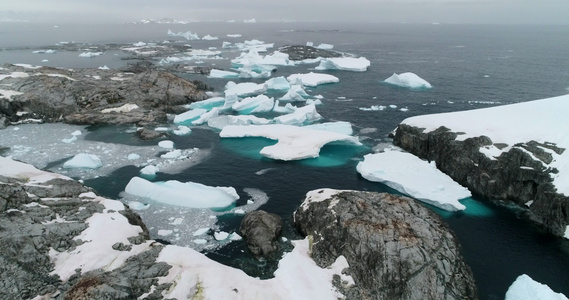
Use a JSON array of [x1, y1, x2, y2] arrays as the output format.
[[315, 57, 371, 72], [383, 72, 432, 90], [63, 153, 103, 169], [79, 52, 103, 58], [505, 274, 568, 300], [287, 72, 339, 87]]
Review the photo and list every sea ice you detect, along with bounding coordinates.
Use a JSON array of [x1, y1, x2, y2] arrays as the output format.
[[127, 153, 141, 160], [505, 274, 568, 300], [356, 150, 470, 211], [188, 97, 226, 110], [224, 81, 267, 97], [207, 115, 271, 130], [140, 165, 159, 176], [202, 35, 219, 40], [208, 69, 239, 78], [304, 121, 354, 135], [220, 124, 361, 161], [173, 108, 208, 124], [279, 85, 311, 102], [384, 72, 432, 89], [167, 29, 200, 40], [191, 107, 221, 125], [272, 101, 297, 114], [315, 57, 371, 72], [214, 231, 230, 241], [273, 104, 322, 125], [63, 153, 103, 169], [158, 140, 174, 149], [265, 76, 291, 91], [124, 177, 239, 209], [172, 126, 191, 135], [232, 95, 275, 114], [78, 52, 103, 58], [287, 72, 339, 87], [193, 228, 210, 236]]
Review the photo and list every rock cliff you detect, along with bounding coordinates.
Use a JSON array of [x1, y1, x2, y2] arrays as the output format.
[[394, 124, 569, 237], [294, 189, 478, 300]]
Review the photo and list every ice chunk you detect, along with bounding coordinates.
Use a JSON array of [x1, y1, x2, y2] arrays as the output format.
[[188, 97, 226, 110], [78, 52, 103, 58], [167, 29, 200, 40], [274, 104, 322, 125], [227, 34, 242, 38], [193, 228, 210, 236], [220, 124, 361, 161], [232, 50, 292, 67], [236, 65, 272, 79], [140, 165, 159, 175], [208, 69, 239, 78], [173, 108, 208, 124], [158, 140, 174, 149], [272, 101, 297, 114], [63, 153, 103, 169], [384, 72, 432, 89], [279, 85, 311, 102], [127, 153, 141, 160], [316, 43, 334, 50], [287, 72, 339, 87], [356, 151, 470, 211], [505, 274, 568, 300], [124, 177, 239, 209], [224, 81, 267, 97], [214, 231, 230, 241], [191, 107, 221, 125], [304, 121, 354, 135], [359, 105, 386, 111], [202, 35, 218, 40], [315, 57, 371, 72], [207, 115, 271, 130], [265, 76, 291, 91], [232, 95, 275, 114], [158, 229, 173, 236], [173, 126, 191, 135], [161, 149, 182, 159], [229, 232, 242, 240], [127, 201, 149, 210]]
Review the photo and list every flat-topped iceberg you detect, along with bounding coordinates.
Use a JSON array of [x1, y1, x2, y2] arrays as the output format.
[[356, 150, 470, 211], [63, 153, 103, 169], [173, 108, 208, 124], [287, 72, 339, 87], [384, 72, 432, 89], [274, 104, 322, 125], [232, 50, 293, 67], [125, 177, 239, 209], [208, 69, 239, 78], [208, 115, 272, 130], [167, 29, 199, 40], [232, 95, 275, 114], [305, 121, 354, 135], [224, 81, 267, 97], [505, 274, 568, 300], [220, 124, 361, 161], [316, 57, 371, 72]]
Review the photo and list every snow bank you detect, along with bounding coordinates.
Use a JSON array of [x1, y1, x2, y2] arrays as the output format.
[[505, 274, 568, 300], [124, 177, 239, 209], [316, 57, 371, 72], [401, 94, 569, 196], [0, 156, 69, 183], [356, 150, 470, 211], [287, 72, 339, 87], [63, 153, 103, 169], [384, 72, 432, 89], [220, 124, 361, 161]]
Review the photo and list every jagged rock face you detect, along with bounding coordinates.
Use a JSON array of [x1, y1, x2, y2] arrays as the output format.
[[278, 45, 343, 61], [393, 124, 569, 236], [0, 64, 211, 126], [240, 210, 283, 257], [294, 189, 478, 300]]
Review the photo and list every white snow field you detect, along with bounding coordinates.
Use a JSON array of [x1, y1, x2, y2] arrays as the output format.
[[287, 72, 340, 87], [315, 57, 371, 72], [505, 274, 568, 300], [220, 124, 361, 161], [384, 72, 432, 89], [356, 150, 471, 211]]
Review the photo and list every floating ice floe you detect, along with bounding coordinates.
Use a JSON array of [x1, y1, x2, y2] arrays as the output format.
[[232, 95, 275, 114], [505, 274, 568, 300], [33, 49, 57, 54], [359, 105, 386, 111], [208, 69, 239, 78], [224, 81, 267, 97], [356, 150, 470, 211], [384, 72, 432, 89], [220, 124, 361, 161], [158, 140, 174, 149], [78, 52, 103, 58], [188, 97, 226, 110], [304, 121, 354, 135], [125, 177, 239, 209], [202, 35, 218, 40], [227, 34, 242, 38], [265, 76, 291, 91], [173, 126, 192, 135], [279, 85, 311, 102], [401, 94, 569, 196], [287, 72, 339, 87], [316, 57, 371, 72], [167, 29, 200, 40], [191, 107, 221, 125], [272, 101, 297, 114], [273, 104, 322, 125], [207, 115, 271, 130], [173, 108, 208, 124], [63, 153, 103, 169]]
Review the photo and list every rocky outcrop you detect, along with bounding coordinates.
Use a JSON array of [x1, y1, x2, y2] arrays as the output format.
[[240, 210, 283, 257], [393, 124, 569, 237], [294, 189, 478, 300], [278, 45, 343, 61], [0, 64, 211, 127]]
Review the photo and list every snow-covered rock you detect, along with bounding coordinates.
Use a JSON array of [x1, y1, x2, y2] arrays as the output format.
[[356, 150, 471, 211], [220, 124, 361, 161], [63, 153, 103, 169], [316, 57, 371, 72], [384, 72, 432, 89], [287, 72, 339, 87]]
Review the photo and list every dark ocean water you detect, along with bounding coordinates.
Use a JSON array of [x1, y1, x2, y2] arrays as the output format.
[[2, 22, 569, 299]]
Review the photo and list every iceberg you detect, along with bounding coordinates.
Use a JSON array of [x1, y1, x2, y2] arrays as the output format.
[[305, 121, 354, 135], [124, 177, 239, 209], [207, 115, 271, 130], [505, 274, 568, 300], [202, 35, 218, 40], [265, 76, 291, 91], [316, 43, 334, 50], [236, 65, 272, 79], [140, 165, 159, 176], [173, 126, 191, 136], [167, 29, 200, 40], [384, 72, 432, 89], [315, 57, 371, 72], [63, 153, 103, 169], [356, 150, 470, 211], [188, 97, 226, 110], [191, 107, 221, 125], [272, 101, 297, 114], [287, 72, 339, 87], [173, 108, 208, 124], [224, 81, 267, 97], [279, 84, 311, 102], [232, 95, 275, 114], [158, 140, 174, 149], [274, 104, 322, 125], [78, 52, 103, 58], [208, 69, 239, 78], [220, 124, 361, 161]]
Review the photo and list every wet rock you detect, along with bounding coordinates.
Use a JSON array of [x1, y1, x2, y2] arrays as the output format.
[[394, 124, 569, 237], [240, 210, 283, 257], [137, 128, 169, 140], [294, 189, 478, 300], [279, 45, 343, 61]]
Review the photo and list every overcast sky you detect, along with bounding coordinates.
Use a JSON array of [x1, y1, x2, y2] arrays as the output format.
[[1, 0, 568, 25]]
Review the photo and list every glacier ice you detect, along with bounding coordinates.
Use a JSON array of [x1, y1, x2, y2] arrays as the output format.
[[124, 177, 239, 209], [384, 72, 432, 89]]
